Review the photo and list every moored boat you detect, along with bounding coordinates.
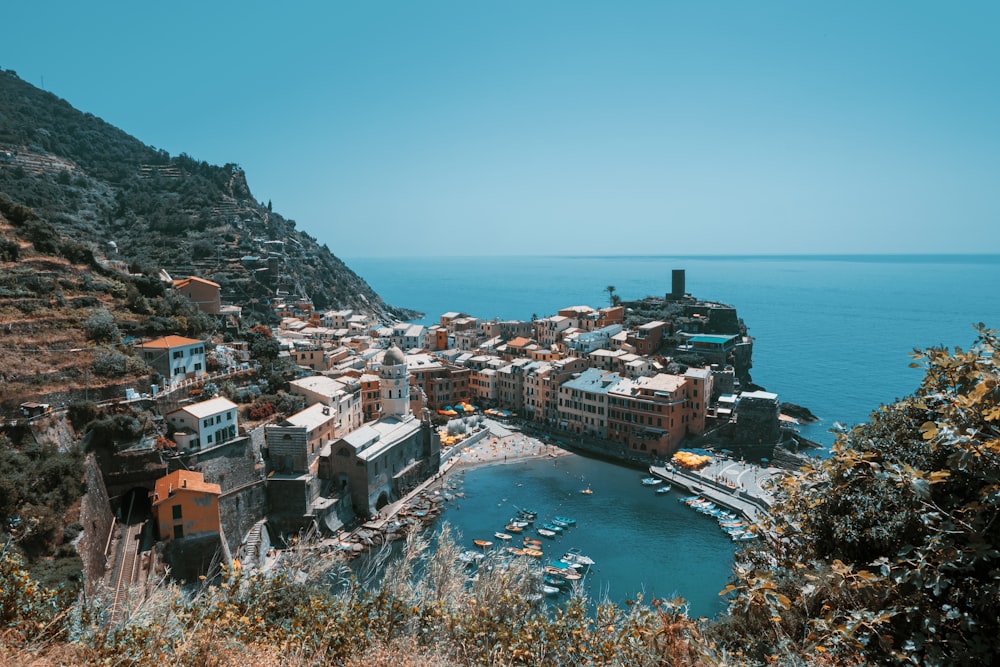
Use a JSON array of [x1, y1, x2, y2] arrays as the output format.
[[540, 522, 564, 533], [553, 516, 576, 526], [494, 532, 513, 541], [473, 539, 493, 549], [656, 485, 672, 494], [641, 477, 663, 486], [550, 518, 571, 529], [537, 528, 557, 538], [561, 547, 595, 567], [504, 524, 523, 533], [523, 547, 543, 558]]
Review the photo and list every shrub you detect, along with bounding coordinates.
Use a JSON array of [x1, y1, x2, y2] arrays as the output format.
[[92, 350, 145, 377], [83, 309, 120, 344]]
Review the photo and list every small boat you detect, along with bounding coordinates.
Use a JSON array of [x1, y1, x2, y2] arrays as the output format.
[[550, 518, 571, 529], [505, 524, 523, 533], [457, 550, 484, 565], [561, 571, 582, 582], [679, 495, 702, 503], [523, 537, 543, 547], [537, 528, 557, 538], [641, 477, 663, 486], [655, 485, 672, 494], [509, 519, 530, 528], [580, 486, 593, 495], [544, 575, 568, 588], [516, 509, 538, 521], [553, 516, 576, 526], [561, 548, 595, 567], [506, 547, 526, 556], [542, 584, 561, 596], [540, 523, 564, 533], [473, 539, 493, 549], [494, 532, 513, 541], [522, 548, 543, 558]]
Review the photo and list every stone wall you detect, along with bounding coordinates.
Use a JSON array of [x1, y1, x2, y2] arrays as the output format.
[[77, 452, 115, 595]]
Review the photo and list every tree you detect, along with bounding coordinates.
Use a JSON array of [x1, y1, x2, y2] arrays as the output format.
[[717, 324, 1000, 665], [606, 285, 616, 306]]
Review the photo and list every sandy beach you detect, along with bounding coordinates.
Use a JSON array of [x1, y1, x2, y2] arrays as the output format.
[[449, 420, 570, 471]]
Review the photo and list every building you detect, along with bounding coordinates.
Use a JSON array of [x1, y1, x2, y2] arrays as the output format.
[[138, 335, 206, 385], [627, 321, 667, 356], [172, 276, 221, 315], [151, 470, 221, 542], [288, 375, 364, 438], [165, 396, 239, 451], [324, 345, 440, 517], [534, 315, 571, 347], [404, 352, 471, 412], [607, 372, 710, 459], [556, 368, 622, 438], [266, 403, 338, 475]]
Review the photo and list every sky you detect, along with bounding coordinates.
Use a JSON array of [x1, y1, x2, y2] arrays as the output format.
[[3, 2, 999, 258]]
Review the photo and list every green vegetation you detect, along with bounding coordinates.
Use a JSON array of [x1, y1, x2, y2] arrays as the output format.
[[711, 324, 1000, 665], [0, 68, 420, 321]]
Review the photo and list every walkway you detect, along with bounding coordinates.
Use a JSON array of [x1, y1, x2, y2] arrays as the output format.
[[649, 457, 782, 525]]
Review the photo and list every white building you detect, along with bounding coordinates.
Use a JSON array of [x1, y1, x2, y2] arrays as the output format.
[[166, 396, 239, 450]]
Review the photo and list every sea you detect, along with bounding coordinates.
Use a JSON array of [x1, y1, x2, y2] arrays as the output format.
[[344, 254, 1000, 617]]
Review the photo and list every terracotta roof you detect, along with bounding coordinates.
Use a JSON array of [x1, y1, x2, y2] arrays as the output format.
[[173, 276, 220, 289], [139, 335, 204, 349], [152, 470, 220, 505]]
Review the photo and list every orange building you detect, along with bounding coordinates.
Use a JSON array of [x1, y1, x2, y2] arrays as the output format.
[[173, 276, 221, 315], [151, 470, 221, 542]]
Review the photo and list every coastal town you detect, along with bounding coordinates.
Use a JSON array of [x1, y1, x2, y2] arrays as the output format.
[[18, 267, 806, 608]]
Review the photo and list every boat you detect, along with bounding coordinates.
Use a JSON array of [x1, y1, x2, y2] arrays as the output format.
[[550, 518, 571, 529], [504, 524, 523, 533], [655, 485, 672, 494], [542, 584, 562, 596], [522, 548, 543, 558], [506, 547, 526, 556], [561, 548, 595, 567], [473, 539, 493, 549], [537, 528, 557, 538], [561, 571, 582, 582], [553, 516, 576, 526], [580, 486, 593, 495], [516, 509, 538, 521], [509, 519, 530, 528], [641, 477, 663, 486], [457, 550, 484, 565], [544, 575, 568, 588], [523, 537, 543, 547], [540, 523, 564, 533], [494, 532, 513, 541]]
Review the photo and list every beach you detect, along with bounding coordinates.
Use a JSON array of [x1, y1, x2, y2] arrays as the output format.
[[448, 419, 570, 471]]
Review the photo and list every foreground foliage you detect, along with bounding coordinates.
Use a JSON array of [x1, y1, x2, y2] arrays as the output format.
[[715, 325, 1000, 665], [0, 527, 709, 666]]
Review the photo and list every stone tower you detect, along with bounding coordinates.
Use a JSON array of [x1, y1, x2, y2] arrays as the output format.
[[380, 345, 411, 420]]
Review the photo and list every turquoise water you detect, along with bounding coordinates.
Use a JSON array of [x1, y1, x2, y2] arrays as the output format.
[[343, 254, 1000, 616], [437, 453, 738, 618]]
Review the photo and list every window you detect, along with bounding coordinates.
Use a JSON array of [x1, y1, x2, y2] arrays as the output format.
[[173, 525, 184, 539], [173, 350, 184, 359], [172, 505, 182, 520]]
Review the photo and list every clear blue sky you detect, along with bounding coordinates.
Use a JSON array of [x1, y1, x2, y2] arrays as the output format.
[[4, 2, 999, 258]]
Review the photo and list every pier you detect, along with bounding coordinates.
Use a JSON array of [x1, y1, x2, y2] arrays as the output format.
[[648, 457, 780, 524]]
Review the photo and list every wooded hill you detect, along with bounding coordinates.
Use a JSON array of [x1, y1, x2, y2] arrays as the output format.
[[0, 68, 419, 324]]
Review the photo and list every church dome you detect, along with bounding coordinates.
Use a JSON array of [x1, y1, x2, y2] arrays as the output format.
[[383, 345, 406, 366]]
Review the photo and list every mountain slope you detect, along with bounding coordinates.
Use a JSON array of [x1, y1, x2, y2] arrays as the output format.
[[0, 67, 419, 322]]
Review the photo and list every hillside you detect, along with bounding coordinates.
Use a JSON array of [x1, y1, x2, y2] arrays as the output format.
[[0, 68, 420, 325]]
